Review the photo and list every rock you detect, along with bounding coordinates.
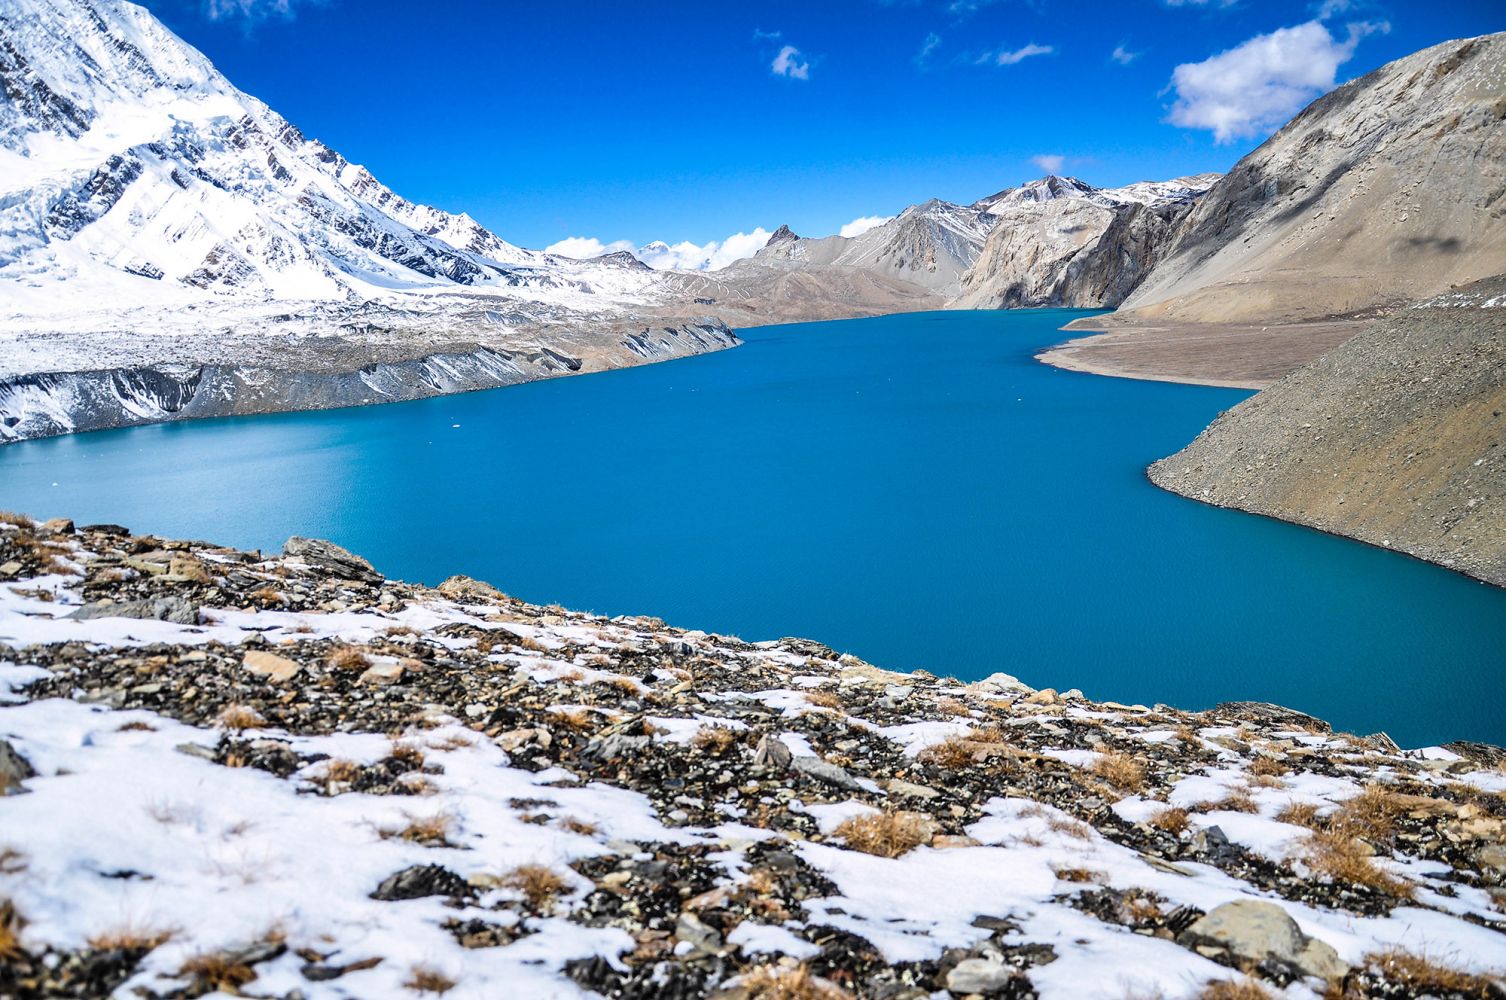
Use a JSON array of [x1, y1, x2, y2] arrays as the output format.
[[673, 911, 723, 954], [1179, 900, 1347, 981], [1024, 688, 1060, 706], [357, 661, 405, 686], [40, 518, 74, 534], [495, 728, 551, 752], [0, 739, 36, 794], [946, 955, 1017, 994], [1442, 741, 1506, 767], [242, 650, 302, 684], [884, 778, 941, 800], [753, 735, 792, 769], [283, 537, 383, 584], [1475, 844, 1506, 879], [790, 755, 861, 791], [972, 672, 1033, 695], [1211, 702, 1331, 733], [69, 596, 198, 625], [0, 562, 21, 577], [370, 864, 470, 901]]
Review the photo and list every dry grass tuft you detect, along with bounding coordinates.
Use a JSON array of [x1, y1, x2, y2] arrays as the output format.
[[1359, 948, 1502, 997], [327, 645, 371, 671], [215, 703, 266, 731], [87, 926, 174, 952], [501, 864, 567, 910], [1248, 755, 1290, 778], [738, 960, 853, 1000], [804, 690, 843, 710], [1052, 866, 1105, 883], [179, 952, 259, 995], [387, 741, 426, 767], [117, 720, 156, 732], [834, 811, 935, 858], [381, 812, 455, 847], [1090, 752, 1146, 793], [1047, 815, 1095, 841], [247, 586, 285, 607], [316, 762, 362, 795], [1302, 827, 1412, 898], [1196, 789, 1258, 814], [1276, 802, 1322, 829], [0, 848, 25, 875], [0, 899, 24, 961], [935, 696, 973, 717], [404, 965, 457, 994], [560, 817, 598, 836], [1198, 979, 1273, 1000], [1149, 807, 1190, 836], [1334, 784, 1409, 842], [691, 726, 739, 755], [548, 708, 598, 733]]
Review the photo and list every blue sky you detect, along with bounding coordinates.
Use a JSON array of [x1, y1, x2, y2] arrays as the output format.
[[146, 0, 1502, 255]]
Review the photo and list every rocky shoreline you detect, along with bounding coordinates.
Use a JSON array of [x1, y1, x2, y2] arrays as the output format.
[[1148, 280, 1506, 590], [1, 515, 1504, 998]]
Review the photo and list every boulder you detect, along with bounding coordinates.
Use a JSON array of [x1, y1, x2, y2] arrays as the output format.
[[283, 537, 382, 584], [370, 864, 470, 901], [1178, 899, 1347, 981], [437, 575, 505, 602], [242, 650, 302, 684], [69, 596, 198, 625]]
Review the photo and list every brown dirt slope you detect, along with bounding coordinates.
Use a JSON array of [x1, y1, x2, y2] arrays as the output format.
[[1149, 277, 1506, 586], [1114, 33, 1506, 326]]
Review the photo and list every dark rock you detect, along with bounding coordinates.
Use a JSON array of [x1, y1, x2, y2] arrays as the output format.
[[283, 537, 383, 584], [69, 596, 198, 625], [370, 864, 471, 901]]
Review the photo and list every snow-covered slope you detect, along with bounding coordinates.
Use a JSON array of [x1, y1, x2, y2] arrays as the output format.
[[0, 0, 741, 441]]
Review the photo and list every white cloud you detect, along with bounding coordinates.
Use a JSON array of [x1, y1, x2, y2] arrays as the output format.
[[638, 230, 775, 271], [1167, 20, 1384, 142], [772, 45, 811, 80], [1030, 154, 1066, 174], [1111, 44, 1140, 65], [202, 0, 314, 22], [544, 236, 634, 259], [916, 32, 943, 65], [995, 43, 1054, 66], [839, 215, 894, 239]]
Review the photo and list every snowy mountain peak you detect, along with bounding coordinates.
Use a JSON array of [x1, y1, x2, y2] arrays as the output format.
[[0, 0, 677, 324], [765, 224, 800, 246]]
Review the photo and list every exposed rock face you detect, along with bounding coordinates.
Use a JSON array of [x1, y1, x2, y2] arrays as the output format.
[[953, 176, 1217, 310], [1116, 32, 1506, 325], [1150, 278, 1506, 586]]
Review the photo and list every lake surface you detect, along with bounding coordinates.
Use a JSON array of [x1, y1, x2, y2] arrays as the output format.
[[2, 309, 1503, 747]]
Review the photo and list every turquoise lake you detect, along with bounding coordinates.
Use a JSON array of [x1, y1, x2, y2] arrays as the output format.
[[2, 309, 1503, 748]]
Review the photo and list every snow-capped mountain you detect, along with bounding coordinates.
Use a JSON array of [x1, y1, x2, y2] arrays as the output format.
[[0, 0, 739, 441], [753, 174, 1221, 303]]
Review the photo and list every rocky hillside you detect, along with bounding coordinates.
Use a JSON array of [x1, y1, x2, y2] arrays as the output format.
[[2, 513, 1505, 999], [1112, 33, 1506, 326], [1150, 276, 1506, 588], [0, 0, 741, 442], [953, 176, 1217, 310]]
